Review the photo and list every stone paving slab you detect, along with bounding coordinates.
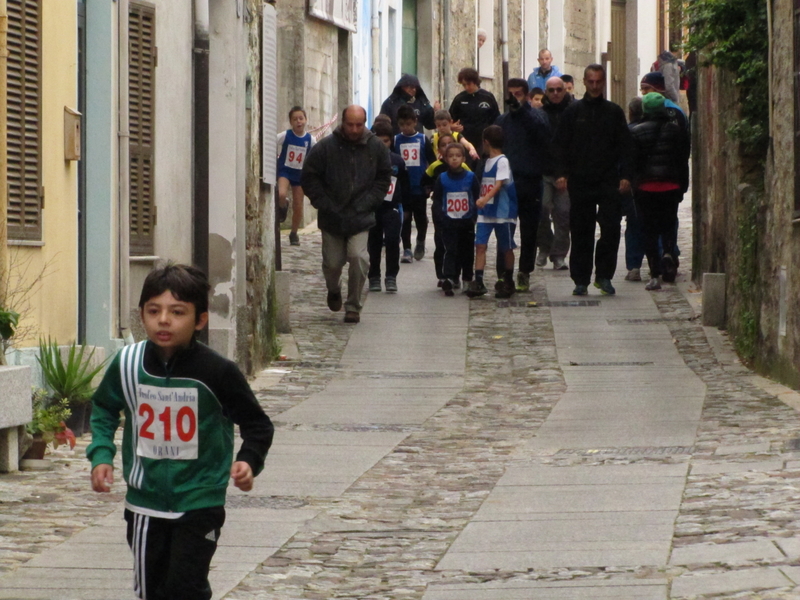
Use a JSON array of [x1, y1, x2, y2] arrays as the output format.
[[671, 567, 794, 597], [435, 543, 670, 571], [423, 579, 668, 600], [670, 540, 785, 565]]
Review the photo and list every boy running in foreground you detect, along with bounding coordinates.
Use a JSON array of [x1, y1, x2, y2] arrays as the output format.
[[87, 263, 274, 600]]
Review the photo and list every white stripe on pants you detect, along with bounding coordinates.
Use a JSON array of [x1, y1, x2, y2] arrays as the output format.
[[321, 229, 369, 313]]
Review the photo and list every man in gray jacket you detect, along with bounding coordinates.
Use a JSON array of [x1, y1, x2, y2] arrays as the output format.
[[301, 105, 392, 324]]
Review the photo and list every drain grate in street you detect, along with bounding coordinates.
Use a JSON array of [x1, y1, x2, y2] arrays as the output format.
[[348, 371, 461, 379], [607, 318, 682, 324], [556, 446, 695, 456], [567, 361, 654, 366], [275, 361, 341, 369], [226, 495, 308, 509], [274, 422, 424, 433], [496, 300, 600, 308]]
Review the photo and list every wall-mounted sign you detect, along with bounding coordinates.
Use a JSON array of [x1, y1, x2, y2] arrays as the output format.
[[308, 0, 357, 32]]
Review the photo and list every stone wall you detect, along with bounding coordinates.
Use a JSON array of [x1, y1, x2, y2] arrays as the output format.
[[757, 0, 800, 387], [564, 0, 595, 78], [693, 0, 800, 388]]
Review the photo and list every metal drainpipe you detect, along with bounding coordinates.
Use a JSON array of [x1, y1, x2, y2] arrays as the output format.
[[766, 0, 773, 145], [371, 0, 380, 117], [118, 0, 131, 338], [442, 0, 451, 105], [500, 0, 508, 92], [193, 0, 210, 280]]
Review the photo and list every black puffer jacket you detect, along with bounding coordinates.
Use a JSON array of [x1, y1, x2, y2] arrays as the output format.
[[379, 74, 436, 133], [631, 112, 690, 193], [301, 126, 392, 237]]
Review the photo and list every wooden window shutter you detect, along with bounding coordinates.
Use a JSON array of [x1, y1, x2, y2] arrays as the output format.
[[7, 0, 41, 241], [129, 2, 156, 255]]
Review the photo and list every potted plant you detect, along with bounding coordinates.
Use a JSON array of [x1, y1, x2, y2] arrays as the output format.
[[23, 390, 76, 459], [36, 338, 107, 437]]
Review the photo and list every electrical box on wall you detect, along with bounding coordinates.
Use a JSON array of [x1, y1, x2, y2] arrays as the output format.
[[64, 106, 82, 161]]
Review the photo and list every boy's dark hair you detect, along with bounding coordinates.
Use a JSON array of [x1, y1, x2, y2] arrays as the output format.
[[434, 109, 452, 122], [482, 124, 503, 150], [373, 113, 392, 126], [437, 134, 456, 149], [457, 67, 480, 85], [507, 78, 529, 94], [561, 74, 574, 84], [372, 121, 394, 139], [444, 142, 465, 158], [139, 262, 211, 322], [288, 106, 306, 120], [528, 87, 544, 99], [396, 104, 417, 122]]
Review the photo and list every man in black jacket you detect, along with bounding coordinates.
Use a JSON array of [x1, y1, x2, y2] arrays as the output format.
[[536, 76, 573, 274], [494, 78, 551, 291], [448, 67, 501, 156], [301, 106, 392, 324], [553, 65, 634, 296]]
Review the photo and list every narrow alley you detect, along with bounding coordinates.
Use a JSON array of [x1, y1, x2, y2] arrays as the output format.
[[2, 202, 800, 600]]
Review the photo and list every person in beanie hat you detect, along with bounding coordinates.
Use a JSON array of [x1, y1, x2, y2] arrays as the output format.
[[640, 72, 688, 132], [630, 91, 690, 290]]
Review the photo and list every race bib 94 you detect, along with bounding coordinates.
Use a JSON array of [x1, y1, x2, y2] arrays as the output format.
[[284, 144, 306, 170], [136, 385, 199, 460]]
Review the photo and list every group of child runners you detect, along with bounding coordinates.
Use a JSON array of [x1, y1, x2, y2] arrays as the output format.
[[276, 104, 520, 299]]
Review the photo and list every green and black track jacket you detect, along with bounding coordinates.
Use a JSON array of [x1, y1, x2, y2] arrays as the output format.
[[87, 340, 274, 516]]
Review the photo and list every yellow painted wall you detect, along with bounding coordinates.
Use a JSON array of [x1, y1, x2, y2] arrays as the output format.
[[9, 2, 78, 347]]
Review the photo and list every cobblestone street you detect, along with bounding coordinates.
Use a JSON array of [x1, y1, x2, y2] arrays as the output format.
[[3, 201, 800, 599]]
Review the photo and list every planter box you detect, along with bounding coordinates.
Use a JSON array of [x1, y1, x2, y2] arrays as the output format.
[[0, 365, 32, 472]]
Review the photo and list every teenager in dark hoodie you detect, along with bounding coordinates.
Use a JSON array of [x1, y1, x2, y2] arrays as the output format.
[[379, 74, 438, 134]]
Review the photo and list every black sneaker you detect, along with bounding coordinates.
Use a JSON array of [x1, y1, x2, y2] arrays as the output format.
[[278, 202, 289, 223], [593, 278, 616, 295], [442, 279, 455, 297], [661, 254, 677, 283], [288, 231, 300, 245], [401, 249, 413, 263], [465, 280, 488, 298], [385, 277, 398, 293], [572, 284, 588, 296], [326, 291, 343, 312], [414, 242, 425, 261], [495, 280, 516, 299], [368, 277, 381, 292]]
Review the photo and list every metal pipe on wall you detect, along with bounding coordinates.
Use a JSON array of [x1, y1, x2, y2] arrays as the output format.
[[500, 0, 509, 92], [371, 0, 381, 118], [0, 0, 8, 303], [118, 0, 131, 336], [193, 0, 210, 281]]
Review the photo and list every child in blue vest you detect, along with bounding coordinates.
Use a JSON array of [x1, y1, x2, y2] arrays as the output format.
[[425, 134, 475, 289], [88, 263, 273, 600], [368, 122, 409, 293], [432, 143, 479, 296], [466, 125, 519, 299], [395, 104, 432, 263], [277, 106, 315, 245]]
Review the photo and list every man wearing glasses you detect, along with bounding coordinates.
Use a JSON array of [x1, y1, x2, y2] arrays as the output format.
[[534, 77, 573, 275]]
